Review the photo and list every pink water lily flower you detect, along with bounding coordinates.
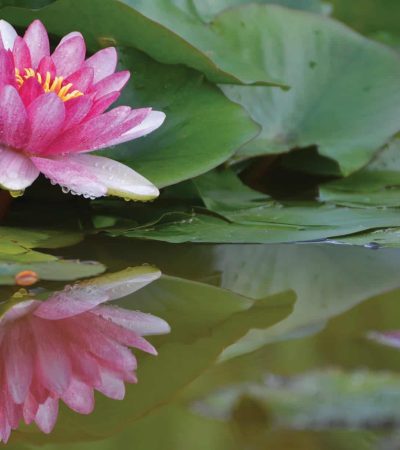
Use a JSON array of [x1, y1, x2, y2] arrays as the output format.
[[0, 266, 170, 442], [0, 19, 165, 200]]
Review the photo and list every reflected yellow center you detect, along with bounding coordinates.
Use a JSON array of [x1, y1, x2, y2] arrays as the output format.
[[15, 68, 83, 102]]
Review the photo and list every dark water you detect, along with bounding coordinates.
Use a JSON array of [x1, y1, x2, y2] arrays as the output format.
[[3, 237, 400, 449]]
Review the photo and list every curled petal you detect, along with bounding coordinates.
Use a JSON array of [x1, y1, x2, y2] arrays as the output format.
[[0, 147, 38, 191]]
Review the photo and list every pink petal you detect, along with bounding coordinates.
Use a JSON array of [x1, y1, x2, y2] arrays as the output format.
[[43, 105, 136, 154], [90, 71, 130, 97], [4, 322, 34, 404], [0, 147, 38, 191], [68, 343, 101, 386], [12, 36, 31, 69], [19, 77, 46, 107], [109, 110, 166, 146], [0, 50, 16, 89], [37, 55, 56, 79], [34, 286, 109, 320], [34, 397, 58, 434], [31, 317, 72, 395], [63, 96, 93, 131], [30, 155, 107, 198], [91, 315, 158, 355], [368, 331, 400, 348], [96, 369, 125, 400], [93, 306, 171, 336], [29, 370, 49, 405], [52, 35, 86, 77], [23, 20, 50, 69], [64, 318, 137, 373], [23, 393, 39, 425], [0, 85, 31, 148], [59, 31, 83, 45], [0, 300, 39, 326], [0, 20, 17, 51], [84, 47, 117, 83], [84, 91, 120, 120], [65, 66, 94, 93], [58, 154, 159, 200], [62, 379, 94, 414], [27, 93, 65, 152]]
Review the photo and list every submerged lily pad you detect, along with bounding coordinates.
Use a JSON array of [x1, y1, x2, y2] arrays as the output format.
[[195, 370, 400, 428]]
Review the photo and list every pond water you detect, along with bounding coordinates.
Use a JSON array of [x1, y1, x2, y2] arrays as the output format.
[[2, 237, 400, 449]]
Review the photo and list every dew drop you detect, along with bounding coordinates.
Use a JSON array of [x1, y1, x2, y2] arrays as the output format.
[[9, 190, 24, 198]]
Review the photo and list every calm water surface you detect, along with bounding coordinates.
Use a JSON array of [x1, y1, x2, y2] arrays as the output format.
[[3, 238, 400, 449]]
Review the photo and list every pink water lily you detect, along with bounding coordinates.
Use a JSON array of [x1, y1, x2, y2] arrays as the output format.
[[0, 266, 170, 442], [0, 19, 165, 200]]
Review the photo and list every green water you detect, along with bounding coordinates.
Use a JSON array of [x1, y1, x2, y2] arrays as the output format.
[[3, 237, 400, 449]]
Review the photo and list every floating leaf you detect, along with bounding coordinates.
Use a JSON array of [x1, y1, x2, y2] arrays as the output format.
[[216, 5, 400, 175], [0, 0, 283, 85], [195, 370, 400, 429], [99, 48, 258, 187], [319, 139, 400, 207]]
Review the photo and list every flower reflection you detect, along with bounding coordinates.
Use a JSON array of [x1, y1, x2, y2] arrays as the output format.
[[368, 330, 400, 349], [0, 266, 170, 442]]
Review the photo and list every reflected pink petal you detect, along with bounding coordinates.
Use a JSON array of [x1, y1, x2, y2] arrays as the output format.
[[0, 267, 169, 441]]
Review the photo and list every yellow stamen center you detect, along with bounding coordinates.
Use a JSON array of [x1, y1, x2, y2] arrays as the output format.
[[15, 68, 83, 102]]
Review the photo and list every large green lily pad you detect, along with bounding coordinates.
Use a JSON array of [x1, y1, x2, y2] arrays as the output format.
[[0, 0, 283, 85], [217, 5, 400, 175], [100, 48, 258, 188]]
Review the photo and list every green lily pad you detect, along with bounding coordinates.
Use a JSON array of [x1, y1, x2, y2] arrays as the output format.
[[183, 0, 330, 23], [99, 170, 400, 243], [330, 0, 400, 42], [0, 227, 83, 262], [0, 259, 105, 285], [100, 48, 258, 188], [216, 5, 400, 175], [319, 139, 400, 207], [0, 0, 283, 85]]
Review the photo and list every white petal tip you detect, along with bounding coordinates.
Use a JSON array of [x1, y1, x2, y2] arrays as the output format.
[[0, 20, 17, 50]]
